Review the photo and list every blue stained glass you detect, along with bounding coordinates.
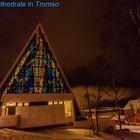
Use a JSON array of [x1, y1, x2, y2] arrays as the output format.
[[56, 82, 60, 92], [1, 26, 70, 94], [50, 68, 55, 78]]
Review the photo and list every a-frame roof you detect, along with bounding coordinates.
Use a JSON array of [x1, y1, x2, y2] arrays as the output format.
[[0, 23, 71, 94]]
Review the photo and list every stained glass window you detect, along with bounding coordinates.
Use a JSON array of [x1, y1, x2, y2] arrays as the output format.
[[1, 26, 70, 94]]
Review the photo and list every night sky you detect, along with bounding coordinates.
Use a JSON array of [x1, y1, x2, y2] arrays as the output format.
[[0, 0, 108, 86]]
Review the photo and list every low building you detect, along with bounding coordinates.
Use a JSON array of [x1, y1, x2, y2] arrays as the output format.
[[124, 98, 140, 124]]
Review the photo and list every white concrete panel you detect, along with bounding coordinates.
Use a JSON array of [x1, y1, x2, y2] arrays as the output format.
[[15, 105, 65, 128], [0, 115, 18, 128]]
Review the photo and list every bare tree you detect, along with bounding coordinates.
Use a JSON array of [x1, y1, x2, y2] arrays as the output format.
[[85, 86, 95, 134], [102, 74, 128, 131], [74, 66, 96, 134], [112, 74, 122, 130], [94, 86, 102, 135], [90, 56, 109, 134], [126, 1, 140, 35]]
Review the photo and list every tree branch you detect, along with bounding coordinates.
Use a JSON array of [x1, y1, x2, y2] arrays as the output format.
[[129, 9, 137, 24], [117, 88, 127, 99], [102, 88, 114, 99], [138, 5, 140, 20]]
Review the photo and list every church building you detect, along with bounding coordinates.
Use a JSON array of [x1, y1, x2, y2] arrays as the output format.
[[0, 23, 79, 128]]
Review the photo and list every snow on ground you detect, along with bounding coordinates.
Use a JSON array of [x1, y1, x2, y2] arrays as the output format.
[[112, 131, 140, 140], [0, 127, 140, 140], [0, 128, 103, 140], [116, 125, 140, 133]]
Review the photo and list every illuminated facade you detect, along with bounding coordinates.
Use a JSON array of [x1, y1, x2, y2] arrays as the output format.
[[1, 26, 70, 94], [0, 23, 77, 128]]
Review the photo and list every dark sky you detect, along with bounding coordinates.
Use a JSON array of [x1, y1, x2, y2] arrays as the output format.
[[0, 0, 107, 84]]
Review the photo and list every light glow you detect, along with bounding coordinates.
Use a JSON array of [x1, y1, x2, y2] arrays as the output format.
[[64, 100, 72, 117]]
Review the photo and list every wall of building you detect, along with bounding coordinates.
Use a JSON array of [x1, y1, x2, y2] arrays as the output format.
[[2, 93, 73, 104], [1, 94, 75, 128], [16, 105, 65, 128], [0, 115, 18, 128]]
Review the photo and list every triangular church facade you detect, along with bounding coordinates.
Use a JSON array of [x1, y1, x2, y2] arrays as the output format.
[[1, 23, 70, 94], [0, 23, 78, 128]]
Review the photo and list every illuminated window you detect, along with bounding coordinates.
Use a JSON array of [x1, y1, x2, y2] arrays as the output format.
[[48, 101, 53, 105], [54, 101, 58, 105], [5, 107, 8, 116], [59, 101, 63, 104], [24, 102, 29, 106], [17, 103, 23, 106], [2, 106, 6, 109], [64, 100, 72, 117], [6, 102, 16, 106]]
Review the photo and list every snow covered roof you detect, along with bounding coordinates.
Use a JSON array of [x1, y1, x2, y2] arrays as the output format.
[[111, 115, 125, 121], [124, 98, 140, 110]]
